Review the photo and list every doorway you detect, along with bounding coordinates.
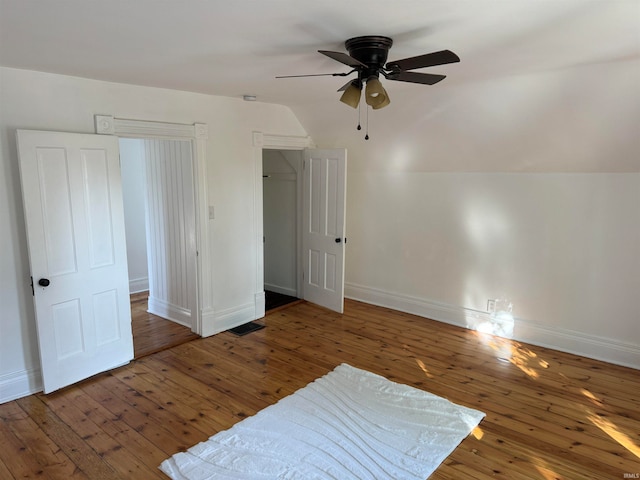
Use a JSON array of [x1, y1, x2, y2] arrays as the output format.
[[129, 291, 198, 358], [262, 149, 302, 311], [120, 138, 198, 356], [255, 137, 348, 315]]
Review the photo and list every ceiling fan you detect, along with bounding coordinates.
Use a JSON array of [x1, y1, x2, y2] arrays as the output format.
[[277, 36, 460, 111]]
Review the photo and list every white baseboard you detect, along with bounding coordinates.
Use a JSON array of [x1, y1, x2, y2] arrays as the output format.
[[255, 291, 265, 319], [514, 320, 640, 370], [147, 296, 191, 328], [200, 301, 258, 337], [345, 282, 639, 370], [128, 277, 149, 293], [264, 283, 297, 297], [0, 367, 42, 404]]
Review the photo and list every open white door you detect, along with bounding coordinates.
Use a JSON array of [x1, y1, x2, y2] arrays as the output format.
[[302, 148, 347, 313], [17, 130, 134, 393]]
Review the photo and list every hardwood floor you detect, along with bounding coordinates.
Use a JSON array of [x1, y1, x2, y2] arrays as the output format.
[[1, 300, 638, 479], [131, 291, 199, 359]]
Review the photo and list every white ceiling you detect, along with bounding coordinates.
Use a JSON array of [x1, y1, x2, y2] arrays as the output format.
[[1, 0, 639, 172]]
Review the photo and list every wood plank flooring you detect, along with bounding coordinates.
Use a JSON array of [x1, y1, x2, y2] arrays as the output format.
[[131, 291, 199, 359], [1, 300, 638, 479]]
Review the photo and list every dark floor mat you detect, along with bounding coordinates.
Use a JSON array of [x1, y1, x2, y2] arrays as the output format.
[[227, 321, 265, 336], [265, 290, 299, 311]]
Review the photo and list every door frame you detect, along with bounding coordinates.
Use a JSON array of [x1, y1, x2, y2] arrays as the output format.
[[96, 115, 209, 335], [252, 133, 315, 317]]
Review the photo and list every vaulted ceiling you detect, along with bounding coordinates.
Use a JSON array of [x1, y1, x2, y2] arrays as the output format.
[[1, 0, 638, 172]]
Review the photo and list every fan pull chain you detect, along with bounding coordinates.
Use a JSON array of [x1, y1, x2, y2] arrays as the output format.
[[365, 106, 369, 140], [357, 100, 362, 131]]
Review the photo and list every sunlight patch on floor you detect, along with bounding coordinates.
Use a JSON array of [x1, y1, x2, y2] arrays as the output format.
[[580, 388, 604, 407], [532, 457, 564, 480], [471, 426, 484, 440], [580, 396, 640, 460], [472, 332, 550, 380], [589, 412, 640, 459], [415, 358, 435, 379]]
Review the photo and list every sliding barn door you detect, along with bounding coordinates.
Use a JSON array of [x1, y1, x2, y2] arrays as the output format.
[[17, 130, 133, 393], [302, 149, 347, 313]]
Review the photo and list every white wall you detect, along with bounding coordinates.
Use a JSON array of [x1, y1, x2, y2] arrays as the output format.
[[1, 64, 637, 404], [0, 67, 308, 402], [119, 138, 149, 293], [345, 172, 640, 368]]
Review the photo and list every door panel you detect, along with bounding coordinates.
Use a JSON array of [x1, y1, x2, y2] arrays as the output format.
[[83, 148, 116, 268], [17, 130, 133, 393], [302, 149, 347, 313], [38, 148, 78, 275]]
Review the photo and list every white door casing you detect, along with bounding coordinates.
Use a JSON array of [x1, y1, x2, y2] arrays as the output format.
[[17, 130, 134, 393], [96, 115, 208, 336], [302, 148, 347, 313]]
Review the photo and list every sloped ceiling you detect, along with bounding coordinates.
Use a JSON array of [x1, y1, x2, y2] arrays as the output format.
[[1, 0, 638, 172]]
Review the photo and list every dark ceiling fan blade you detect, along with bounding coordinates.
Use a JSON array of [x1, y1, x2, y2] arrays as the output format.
[[318, 50, 368, 69], [386, 49, 460, 71], [276, 72, 352, 79], [386, 71, 446, 85]]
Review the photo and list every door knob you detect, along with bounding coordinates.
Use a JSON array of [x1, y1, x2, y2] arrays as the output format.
[[38, 278, 50, 287], [335, 238, 342, 243]]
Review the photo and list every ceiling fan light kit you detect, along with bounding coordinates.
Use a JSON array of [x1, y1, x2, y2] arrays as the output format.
[[371, 89, 390, 110], [277, 35, 459, 137], [339, 80, 362, 108], [364, 76, 389, 109]]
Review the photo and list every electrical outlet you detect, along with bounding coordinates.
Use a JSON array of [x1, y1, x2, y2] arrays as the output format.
[[487, 299, 496, 313]]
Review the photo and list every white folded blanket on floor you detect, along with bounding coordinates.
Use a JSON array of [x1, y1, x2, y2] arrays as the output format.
[[160, 363, 485, 480]]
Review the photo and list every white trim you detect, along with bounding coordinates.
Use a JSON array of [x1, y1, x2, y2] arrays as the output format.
[[253, 132, 314, 322], [128, 276, 149, 293], [95, 115, 209, 336], [255, 291, 266, 319], [514, 320, 640, 370], [96, 115, 207, 140], [200, 307, 217, 337], [264, 283, 297, 297], [253, 132, 315, 150], [199, 292, 264, 337], [0, 367, 43, 404], [253, 138, 265, 320], [147, 296, 192, 329], [201, 302, 257, 337], [345, 282, 640, 370]]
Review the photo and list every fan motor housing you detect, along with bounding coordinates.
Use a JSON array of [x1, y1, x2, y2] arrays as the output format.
[[345, 36, 393, 78]]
